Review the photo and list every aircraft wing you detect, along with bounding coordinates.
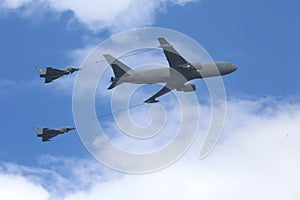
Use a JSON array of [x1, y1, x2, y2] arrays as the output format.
[[45, 75, 61, 83], [144, 84, 174, 103], [42, 128, 59, 141], [45, 67, 64, 83], [158, 37, 190, 69]]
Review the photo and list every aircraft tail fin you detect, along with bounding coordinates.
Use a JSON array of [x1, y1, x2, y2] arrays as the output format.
[[33, 127, 43, 136], [35, 67, 45, 75], [103, 54, 131, 78]]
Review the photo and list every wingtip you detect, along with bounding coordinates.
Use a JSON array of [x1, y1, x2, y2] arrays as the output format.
[[144, 99, 159, 103], [107, 82, 117, 90]]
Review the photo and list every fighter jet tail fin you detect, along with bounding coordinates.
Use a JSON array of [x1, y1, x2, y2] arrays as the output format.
[[103, 54, 131, 78], [35, 67, 45, 75], [33, 127, 43, 136]]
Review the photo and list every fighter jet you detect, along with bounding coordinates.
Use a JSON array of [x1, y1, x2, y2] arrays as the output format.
[[104, 37, 237, 103], [35, 66, 81, 83], [33, 126, 76, 142]]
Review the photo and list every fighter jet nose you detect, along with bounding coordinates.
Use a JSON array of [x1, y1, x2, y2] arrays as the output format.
[[69, 68, 81, 74], [231, 64, 238, 72], [72, 68, 81, 72], [64, 127, 76, 131]]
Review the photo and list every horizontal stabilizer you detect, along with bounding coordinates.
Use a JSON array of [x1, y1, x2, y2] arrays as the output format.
[[103, 54, 131, 78]]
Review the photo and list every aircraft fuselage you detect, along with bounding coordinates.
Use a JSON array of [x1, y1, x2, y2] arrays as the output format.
[[115, 61, 237, 86]]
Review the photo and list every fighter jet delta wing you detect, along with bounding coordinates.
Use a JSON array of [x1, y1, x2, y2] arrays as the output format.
[[41, 128, 58, 141], [32, 127, 57, 142], [158, 37, 190, 69], [45, 75, 62, 83], [44, 67, 65, 83]]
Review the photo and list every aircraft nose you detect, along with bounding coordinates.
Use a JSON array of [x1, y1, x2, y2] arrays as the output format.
[[231, 64, 238, 72]]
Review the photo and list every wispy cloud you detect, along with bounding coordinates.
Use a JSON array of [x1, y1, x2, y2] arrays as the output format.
[[0, 0, 198, 33], [1, 97, 299, 199]]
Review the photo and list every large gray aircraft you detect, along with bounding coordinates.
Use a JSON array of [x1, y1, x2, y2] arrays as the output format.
[[33, 127, 76, 142], [104, 38, 237, 103], [35, 66, 81, 83]]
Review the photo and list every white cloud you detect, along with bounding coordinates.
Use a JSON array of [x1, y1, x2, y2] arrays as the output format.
[[0, 173, 49, 200], [1, 97, 300, 199], [0, 0, 198, 33], [74, 97, 300, 199], [0, 156, 121, 200]]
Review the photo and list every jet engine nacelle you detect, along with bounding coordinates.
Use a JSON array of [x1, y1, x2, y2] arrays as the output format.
[[177, 84, 196, 92]]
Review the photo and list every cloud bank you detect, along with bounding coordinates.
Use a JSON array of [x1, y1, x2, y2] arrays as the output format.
[[0, 0, 197, 32], [1, 97, 299, 199]]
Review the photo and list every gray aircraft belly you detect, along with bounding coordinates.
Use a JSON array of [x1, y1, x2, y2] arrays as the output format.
[[122, 68, 170, 84]]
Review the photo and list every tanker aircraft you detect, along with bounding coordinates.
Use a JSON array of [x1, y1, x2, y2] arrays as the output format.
[[104, 38, 237, 103]]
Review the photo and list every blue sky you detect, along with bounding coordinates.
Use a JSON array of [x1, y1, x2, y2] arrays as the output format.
[[0, 0, 300, 199]]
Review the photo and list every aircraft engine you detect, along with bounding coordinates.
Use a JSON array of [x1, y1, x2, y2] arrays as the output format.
[[177, 83, 196, 92]]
